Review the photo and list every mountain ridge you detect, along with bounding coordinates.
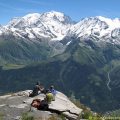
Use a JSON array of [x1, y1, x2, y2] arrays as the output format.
[[1, 11, 120, 43], [0, 11, 120, 65]]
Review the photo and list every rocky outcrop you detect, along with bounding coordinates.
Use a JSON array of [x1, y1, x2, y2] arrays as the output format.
[[0, 90, 82, 120]]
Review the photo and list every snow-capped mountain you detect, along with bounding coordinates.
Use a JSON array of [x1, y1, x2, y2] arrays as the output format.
[[67, 16, 120, 44], [6, 11, 74, 40], [2, 11, 120, 44], [0, 11, 120, 64]]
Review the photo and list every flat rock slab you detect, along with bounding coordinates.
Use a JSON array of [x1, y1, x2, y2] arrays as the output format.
[[0, 90, 82, 120]]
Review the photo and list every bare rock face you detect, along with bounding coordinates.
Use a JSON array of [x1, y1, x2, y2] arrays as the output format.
[[0, 90, 82, 120]]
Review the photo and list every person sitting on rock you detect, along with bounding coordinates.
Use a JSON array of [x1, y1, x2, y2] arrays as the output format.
[[45, 89, 54, 104], [29, 82, 44, 97], [49, 85, 57, 100], [39, 83, 45, 93]]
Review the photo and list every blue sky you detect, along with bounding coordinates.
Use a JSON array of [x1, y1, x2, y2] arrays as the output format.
[[0, 0, 120, 25]]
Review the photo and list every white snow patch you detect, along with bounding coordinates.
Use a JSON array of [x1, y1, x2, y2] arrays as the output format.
[[66, 41, 72, 45], [97, 16, 120, 29]]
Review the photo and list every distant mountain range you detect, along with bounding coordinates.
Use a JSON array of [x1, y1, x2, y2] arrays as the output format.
[[1, 11, 120, 113], [0, 11, 120, 64]]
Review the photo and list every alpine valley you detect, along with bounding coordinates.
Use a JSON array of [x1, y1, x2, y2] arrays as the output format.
[[1, 11, 120, 113]]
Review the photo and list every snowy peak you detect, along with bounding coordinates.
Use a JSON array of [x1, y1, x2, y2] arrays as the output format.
[[7, 11, 74, 28], [23, 13, 41, 19], [40, 11, 74, 24], [22, 13, 41, 25], [69, 16, 109, 37], [6, 11, 74, 40], [2, 12, 120, 44], [96, 16, 120, 29], [7, 13, 42, 28], [68, 16, 120, 42]]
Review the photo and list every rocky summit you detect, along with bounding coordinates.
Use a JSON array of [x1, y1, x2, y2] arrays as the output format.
[[0, 90, 82, 120]]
